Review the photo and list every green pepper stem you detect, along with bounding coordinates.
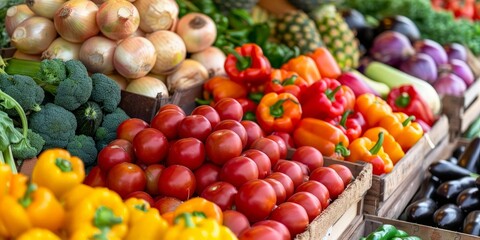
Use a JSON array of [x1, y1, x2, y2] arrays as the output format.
[[282, 75, 297, 86], [18, 183, 37, 208], [195, 98, 212, 106], [249, 92, 264, 103], [223, 47, 251, 71], [339, 110, 353, 128], [325, 86, 341, 102], [402, 116, 415, 127], [395, 92, 411, 108], [270, 98, 299, 118], [192, 211, 207, 218], [55, 158, 73, 172], [335, 143, 350, 157], [369, 132, 384, 155], [134, 203, 148, 212], [174, 212, 195, 228], [242, 112, 256, 121], [94, 206, 123, 229]]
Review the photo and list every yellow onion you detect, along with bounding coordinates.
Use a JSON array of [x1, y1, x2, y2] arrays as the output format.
[[13, 51, 42, 61], [166, 59, 209, 92], [79, 36, 117, 74], [175, 13, 216, 53], [11, 16, 57, 55], [42, 37, 82, 61], [133, 0, 178, 33], [146, 30, 186, 75], [5, 4, 35, 37], [190, 46, 226, 78], [26, 0, 66, 19], [113, 36, 157, 79], [96, 0, 140, 40], [54, 0, 99, 43], [92, 0, 136, 5], [106, 73, 129, 90], [126, 76, 169, 98]]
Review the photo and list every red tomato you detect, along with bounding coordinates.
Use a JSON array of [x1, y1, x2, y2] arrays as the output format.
[[291, 161, 310, 177], [239, 225, 283, 240], [116, 118, 149, 142], [125, 191, 155, 206], [264, 178, 287, 205], [223, 210, 250, 237], [200, 181, 238, 211], [194, 163, 221, 195], [107, 162, 147, 198], [178, 115, 212, 142], [287, 192, 321, 222], [291, 146, 324, 172], [166, 138, 205, 171], [84, 166, 106, 187], [151, 109, 186, 140], [133, 128, 169, 165], [214, 98, 243, 121], [152, 197, 183, 214], [214, 120, 248, 149], [251, 138, 280, 167], [220, 156, 259, 188], [241, 149, 271, 179], [108, 139, 135, 161], [158, 104, 186, 115], [205, 130, 243, 165], [267, 172, 295, 199], [240, 120, 264, 149], [157, 165, 196, 201], [235, 179, 277, 223], [191, 105, 221, 128], [271, 132, 295, 149], [274, 160, 304, 188], [268, 202, 309, 237], [266, 135, 287, 160], [253, 220, 291, 240], [328, 164, 353, 186], [296, 180, 330, 210], [144, 164, 165, 196], [309, 167, 345, 200], [97, 145, 132, 172]]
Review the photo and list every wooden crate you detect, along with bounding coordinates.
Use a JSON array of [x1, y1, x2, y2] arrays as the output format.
[[0, 47, 15, 58], [295, 158, 372, 240]]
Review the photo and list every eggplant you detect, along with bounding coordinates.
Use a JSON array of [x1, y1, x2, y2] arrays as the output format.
[[458, 138, 480, 172], [429, 159, 479, 181], [411, 176, 440, 203], [464, 210, 480, 235], [341, 8, 367, 31], [374, 15, 420, 42], [457, 187, 480, 213], [404, 198, 437, 226], [452, 145, 467, 160], [356, 26, 376, 53], [433, 204, 464, 231], [446, 156, 459, 165], [436, 177, 476, 204]]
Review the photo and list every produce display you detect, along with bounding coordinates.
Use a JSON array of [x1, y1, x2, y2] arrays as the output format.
[[360, 224, 421, 240]]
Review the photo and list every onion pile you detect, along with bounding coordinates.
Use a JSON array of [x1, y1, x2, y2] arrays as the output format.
[[26, 0, 66, 19], [11, 16, 57, 55], [134, 0, 178, 33], [53, 0, 99, 43], [96, 0, 140, 40], [113, 36, 157, 79], [147, 30, 186, 75], [42, 37, 82, 60], [79, 36, 117, 74], [5, 4, 35, 37]]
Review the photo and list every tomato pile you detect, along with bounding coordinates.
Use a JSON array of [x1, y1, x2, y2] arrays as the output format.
[[85, 98, 354, 239]]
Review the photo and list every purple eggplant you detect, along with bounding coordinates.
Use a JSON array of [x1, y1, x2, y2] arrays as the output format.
[[337, 72, 379, 97]]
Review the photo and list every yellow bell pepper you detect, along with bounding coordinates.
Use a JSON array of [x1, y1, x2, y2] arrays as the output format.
[[164, 212, 236, 240], [70, 225, 122, 240], [378, 112, 424, 151], [8, 173, 28, 199], [0, 164, 12, 200], [32, 148, 85, 198], [347, 132, 394, 175], [173, 197, 223, 225], [125, 208, 168, 240], [16, 228, 61, 240], [61, 184, 94, 211], [363, 127, 405, 164]]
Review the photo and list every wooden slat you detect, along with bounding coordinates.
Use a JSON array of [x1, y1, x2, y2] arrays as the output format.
[[119, 90, 168, 122], [169, 81, 204, 115]]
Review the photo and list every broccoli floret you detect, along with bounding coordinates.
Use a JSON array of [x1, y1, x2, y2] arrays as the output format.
[[90, 73, 121, 113], [0, 73, 45, 116], [66, 135, 98, 167], [12, 128, 45, 160], [95, 108, 129, 151], [29, 103, 77, 149], [37, 59, 67, 85], [54, 59, 93, 111]]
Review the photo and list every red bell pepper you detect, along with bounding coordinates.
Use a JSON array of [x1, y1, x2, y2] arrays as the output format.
[[386, 85, 435, 126], [300, 78, 348, 120], [327, 110, 366, 142], [264, 69, 308, 99], [237, 98, 258, 121], [224, 43, 272, 86]]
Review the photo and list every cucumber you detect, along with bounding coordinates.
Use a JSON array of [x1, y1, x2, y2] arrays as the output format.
[[365, 61, 442, 114], [73, 101, 103, 137], [351, 70, 390, 98], [464, 117, 480, 139]]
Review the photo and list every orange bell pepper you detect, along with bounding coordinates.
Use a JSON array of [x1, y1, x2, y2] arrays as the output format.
[[293, 118, 350, 158], [200, 76, 248, 105], [342, 85, 356, 111], [256, 92, 302, 134], [307, 47, 341, 79], [363, 127, 405, 164], [378, 113, 424, 152], [281, 55, 321, 85], [347, 132, 394, 174], [355, 93, 393, 128], [264, 69, 308, 99]]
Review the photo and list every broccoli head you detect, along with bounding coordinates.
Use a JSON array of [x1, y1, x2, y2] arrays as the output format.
[[90, 73, 121, 113], [29, 103, 77, 149], [12, 128, 45, 160], [54, 59, 93, 111], [0, 73, 45, 115], [36, 59, 67, 85], [95, 107, 129, 151], [66, 135, 98, 167]]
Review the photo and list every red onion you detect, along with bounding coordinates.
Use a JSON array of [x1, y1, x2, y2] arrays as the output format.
[[444, 43, 467, 62], [370, 31, 414, 67], [439, 59, 475, 87], [399, 53, 438, 84], [433, 73, 467, 97], [337, 72, 379, 97], [414, 39, 448, 67]]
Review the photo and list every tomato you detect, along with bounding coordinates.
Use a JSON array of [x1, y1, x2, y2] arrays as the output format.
[[158, 104, 186, 115], [223, 210, 250, 237], [266, 172, 294, 199], [178, 115, 212, 142], [241, 149, 271, 179], [273, 160, 304, 188], [200, 181, 238, 211], [235, 179, 277, 223], [116, 118, 149, 142], [108, 139, 135, 161], [253, 220, 291, 240], [268, 202, 309, 237], [214, 120, 248, 149], [287, 192, 321, 222], [220, 156, 259, 188], [133, 128, 169, 165], [295, 180, 330, 210], [205, 130, 243, 165], [107, 162, 147, 198], [292, 161, 310, 177], [157, 165, 196, 201], [125, 191, 155, 206], [152, 197, 183, 214], [309, 167, 345, 200], [271, 132, 295, 149], [251, 138, 280, 167], [264, 178, 286, 205], [97, 145, 132, 172], [151, 109, 186, 140], [144, 164, 165, 196], [328, 164, 353, 186], [214, 98, 243, 121], [266, 135, 287, 160], [194, 163, 221, 195], [84, 166, 106, 187], [191, 105, 221, 128], [291, 146, 324, 172], [238, 225, 283, 240], [166, 138, 205, 171], [240, 120, 264, 148]]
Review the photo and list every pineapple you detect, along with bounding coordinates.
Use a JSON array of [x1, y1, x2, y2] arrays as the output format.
[[275, 11, 323, 54], [213, 0, 259, 14], [309, 4, 360, 70], [287, 0, 340, 13]]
